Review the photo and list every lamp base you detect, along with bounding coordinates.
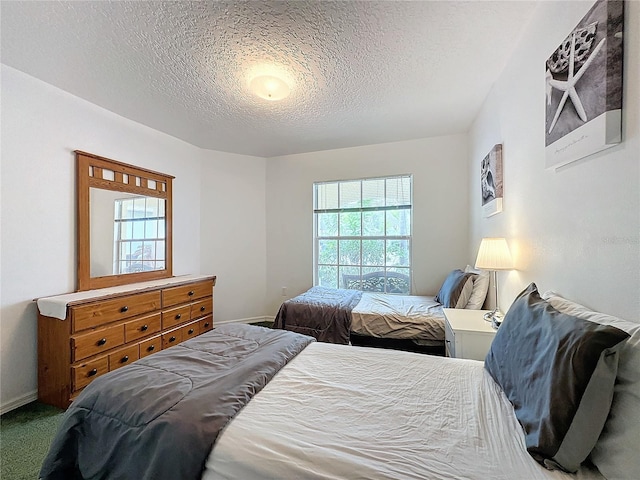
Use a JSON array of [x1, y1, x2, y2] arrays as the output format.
[[483, 309, 505, 330]]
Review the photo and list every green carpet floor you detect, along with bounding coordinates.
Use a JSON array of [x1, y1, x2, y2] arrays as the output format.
[[1, 401, 64, 480]]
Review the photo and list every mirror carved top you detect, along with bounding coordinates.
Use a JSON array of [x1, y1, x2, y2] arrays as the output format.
[[77, 150, 174, 291]]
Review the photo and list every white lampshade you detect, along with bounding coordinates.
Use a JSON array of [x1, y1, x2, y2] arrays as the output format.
[[474, 237, 513, 270]]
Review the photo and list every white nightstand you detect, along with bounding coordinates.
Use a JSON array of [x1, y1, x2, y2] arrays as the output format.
[[443, 308, 497, 361]]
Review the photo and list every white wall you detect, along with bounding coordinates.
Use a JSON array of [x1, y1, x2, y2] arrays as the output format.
[[469, 1, 640, 322], [0, 65, 265, 412], [4, 0, 637, 414], [199, 150, 267, 323], [265, 135, 469, 315]]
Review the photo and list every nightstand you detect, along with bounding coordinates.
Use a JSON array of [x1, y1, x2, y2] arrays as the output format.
[[443, 308, 497, 361]]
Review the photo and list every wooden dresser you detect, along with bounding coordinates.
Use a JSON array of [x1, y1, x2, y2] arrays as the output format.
[[37, 275, 216, 409]]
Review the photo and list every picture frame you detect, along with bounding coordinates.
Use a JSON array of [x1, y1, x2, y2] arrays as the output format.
[[481, 144, 503, 218], [545, 0, 624, 169]]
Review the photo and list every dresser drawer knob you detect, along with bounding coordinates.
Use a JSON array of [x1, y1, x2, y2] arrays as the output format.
[[188, 328, 194, 334], [121, 356, 129, 363], [121, 306, 129, 313], [188, 291, 194, 296], [204, 322, 210, 328], [96, 338, 107, 346], [169, 336, 176, 342], [140, 324, 148, 331], [200, 306, 206, 312], [147, 345, 155, 352], [175, 314, 181, 320], [87, 368, 98, 377]]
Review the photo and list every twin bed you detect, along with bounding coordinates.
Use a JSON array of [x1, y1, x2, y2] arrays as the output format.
[[40, 284, 640, 480], [273, 267, 490, 347], [272, 286, 446, 347]]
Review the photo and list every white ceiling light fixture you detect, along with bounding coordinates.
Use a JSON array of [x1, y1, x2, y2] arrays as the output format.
[[250, 75, 291, 101]]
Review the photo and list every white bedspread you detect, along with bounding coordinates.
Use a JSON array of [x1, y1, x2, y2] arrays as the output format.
[[351, 293, 444, 343], [205, 343, 602, 480]]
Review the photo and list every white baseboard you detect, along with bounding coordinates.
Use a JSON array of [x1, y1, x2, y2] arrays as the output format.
[[1, 389, 38, 416], [215, 316, 273, 325]]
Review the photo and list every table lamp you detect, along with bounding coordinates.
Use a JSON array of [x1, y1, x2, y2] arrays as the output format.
[[474, 237, 513, 323]]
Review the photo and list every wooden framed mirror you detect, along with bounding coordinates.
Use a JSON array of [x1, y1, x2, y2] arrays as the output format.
[[76, 151, 173, 291]]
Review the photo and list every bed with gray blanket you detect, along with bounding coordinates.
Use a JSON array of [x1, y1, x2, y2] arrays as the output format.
[[39, 324, 313, 480], [273, 285, 446, 346], [39, 288, 640, 479]]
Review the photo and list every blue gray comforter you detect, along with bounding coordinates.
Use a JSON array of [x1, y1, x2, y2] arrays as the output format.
[[39, 324, 314, 480], [273, 286, 363, 344]]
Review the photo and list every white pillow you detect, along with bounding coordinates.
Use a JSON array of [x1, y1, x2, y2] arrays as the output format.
[[541, 290, 640, 480], [463, 265, 490, 309]]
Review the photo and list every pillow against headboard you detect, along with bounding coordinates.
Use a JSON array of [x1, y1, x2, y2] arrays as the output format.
[[542, 291, 640, 480], [463, 265, 490, 309], [484, 283, 629, 473], [434, 269, 475, 308]]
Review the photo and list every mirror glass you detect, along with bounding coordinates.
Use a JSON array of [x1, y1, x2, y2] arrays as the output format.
[[90, 188, 166, 277], [77, 150, 173, 291]]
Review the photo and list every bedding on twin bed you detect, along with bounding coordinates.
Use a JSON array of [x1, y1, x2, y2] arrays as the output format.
[[272, 286, 362, 344], [274, 267, 490, 346], [351, 292, 444, 345], [274, 286, 445, 345]]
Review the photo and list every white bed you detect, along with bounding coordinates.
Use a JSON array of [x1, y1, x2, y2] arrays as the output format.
[[274, 267, 489, 346], [205, 342, 602, 480], [41, 287, 637, 480]]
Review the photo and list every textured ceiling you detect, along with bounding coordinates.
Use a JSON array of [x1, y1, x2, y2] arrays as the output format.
[[1, 1, 538, 157]]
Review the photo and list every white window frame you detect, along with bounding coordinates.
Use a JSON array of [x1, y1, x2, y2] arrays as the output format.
[[313, 174, 412, 294]]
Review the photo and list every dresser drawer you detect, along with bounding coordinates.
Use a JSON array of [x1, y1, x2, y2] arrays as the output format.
[[162, 304, 191, 329], [37, 276, 215, 409], [162, 281, 212, 308], [200, 315, 213, 333], [72, 356, 109, 391], [125, 313, 161, 343], [72, 324, 125, 362], [139, 335, 162, 358], [72, 291, 161, 332], [182, 321, 200, 341], [191, 297, 213, 319], [108, 344, 140, 371], [162, 328, 183, 349]]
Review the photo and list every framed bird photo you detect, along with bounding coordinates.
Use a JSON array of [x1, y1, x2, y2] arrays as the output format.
[[544, 0, 624, 169]]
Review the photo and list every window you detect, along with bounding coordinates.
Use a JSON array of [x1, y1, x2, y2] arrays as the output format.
[[114, 196, 166, 274], [313, 175, 412, 294]]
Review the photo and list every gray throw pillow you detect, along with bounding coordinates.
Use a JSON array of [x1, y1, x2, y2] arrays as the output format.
[[434, 270, 475, 308], [484, 283, 629, 472]]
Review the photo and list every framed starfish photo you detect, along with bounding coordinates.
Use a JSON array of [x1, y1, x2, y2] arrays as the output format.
[[545, 0, 624, 169]]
